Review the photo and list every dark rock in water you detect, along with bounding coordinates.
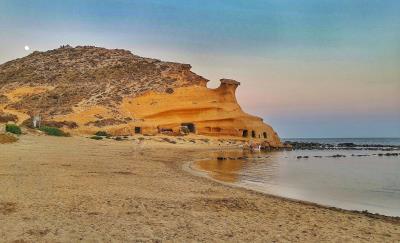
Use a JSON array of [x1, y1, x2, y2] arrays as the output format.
[[352, 154, 369, 157], [314, 156, 322, 158], [297, 156, 302, 159], [384, 153, 399, 156], [328, 154, 346, 158], [338, 143, 356, 147], [284, 141, 400, 151], [217, 157, 226, 160], [286, 141, 326, 150]]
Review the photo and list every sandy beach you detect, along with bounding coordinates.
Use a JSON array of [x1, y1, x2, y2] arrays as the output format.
[[1, 135, 399, 242]]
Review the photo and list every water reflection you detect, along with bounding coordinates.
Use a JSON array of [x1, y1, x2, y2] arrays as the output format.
[[196, 150, 278, 183], [194, 149, 400, 216]]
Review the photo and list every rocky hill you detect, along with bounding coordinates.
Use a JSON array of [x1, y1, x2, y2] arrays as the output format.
[[0, 45, 207, 116], [0, 46, 282, 147]]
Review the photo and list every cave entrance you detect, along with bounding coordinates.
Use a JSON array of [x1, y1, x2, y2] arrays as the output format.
[[263, 132, 267, 138], [242, 130, 248, 137], [181, 123, 196, 133], [134, 127, 142, 134], [251, 130, 256, 138]]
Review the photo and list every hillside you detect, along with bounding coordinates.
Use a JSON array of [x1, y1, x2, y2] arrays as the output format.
[[0, 45, 207, 116], [0, 46, 282, 147]]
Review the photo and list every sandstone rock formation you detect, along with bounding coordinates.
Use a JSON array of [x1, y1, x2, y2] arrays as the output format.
[[0, 46, 282, 147]]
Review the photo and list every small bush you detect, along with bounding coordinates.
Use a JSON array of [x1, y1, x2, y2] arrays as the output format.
[[0, 133, 18, 144], [90, 136, 103, 140], [5, 124, 21, 135], [39, 126, 68, 137], [95, 131, 109, 137]]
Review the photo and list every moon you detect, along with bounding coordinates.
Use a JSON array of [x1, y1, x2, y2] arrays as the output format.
[[24, 45, 30, 51]]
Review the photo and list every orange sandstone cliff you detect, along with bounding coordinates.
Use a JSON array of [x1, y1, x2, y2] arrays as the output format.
[[0, 46, 282, 147]]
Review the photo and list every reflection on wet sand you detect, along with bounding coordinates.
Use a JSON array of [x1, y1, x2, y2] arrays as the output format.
[[196, 159, 247, 182], [195, 150, 257, 182]]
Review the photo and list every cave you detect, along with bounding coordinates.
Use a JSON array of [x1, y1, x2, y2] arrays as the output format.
[[160, 128, 173, 133], [242, 129, 248, 137], [181, 123, 196, 133], [134, 127, 142, 134]]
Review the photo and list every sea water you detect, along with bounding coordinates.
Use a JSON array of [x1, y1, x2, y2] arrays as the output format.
[[195, 138, 400, 217]]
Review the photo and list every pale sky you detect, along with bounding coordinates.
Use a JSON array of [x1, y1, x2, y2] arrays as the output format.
[[0, 0, 399, 137]]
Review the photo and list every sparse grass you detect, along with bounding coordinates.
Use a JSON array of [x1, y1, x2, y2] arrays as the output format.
[[5, 124, 21, 135], [0, 134, 18, 144], [39, 126, 69, 137], [90, 136, 103, 140], [95, 131, 109, 137]]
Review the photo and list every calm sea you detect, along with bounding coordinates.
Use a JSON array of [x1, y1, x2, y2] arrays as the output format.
[[282, 137, 400, 146], [194, 138, 400, 217]]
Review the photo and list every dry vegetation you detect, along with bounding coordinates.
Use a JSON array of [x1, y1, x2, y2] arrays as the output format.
[[0, 133, 18, 144], [0, 45, 208, 118]]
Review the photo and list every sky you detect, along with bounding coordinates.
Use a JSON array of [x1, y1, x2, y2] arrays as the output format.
[[0, 0, 399, 138]]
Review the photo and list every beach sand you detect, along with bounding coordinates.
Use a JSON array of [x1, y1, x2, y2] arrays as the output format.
[[0, 135, 399, 242]]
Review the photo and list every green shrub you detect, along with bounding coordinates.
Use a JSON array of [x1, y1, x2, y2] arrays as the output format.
[[5, 124, 21, 135], [90, 136, 103, 140], [39, 126, 68, 137], [95, 131, 109, 137]]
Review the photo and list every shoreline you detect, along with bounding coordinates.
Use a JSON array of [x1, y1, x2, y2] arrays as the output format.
[[185, 159, 400, 224]]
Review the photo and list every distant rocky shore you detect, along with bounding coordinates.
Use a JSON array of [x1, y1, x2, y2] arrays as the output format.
[[295, 152, 399, 159], [284, 141, 400, 151]]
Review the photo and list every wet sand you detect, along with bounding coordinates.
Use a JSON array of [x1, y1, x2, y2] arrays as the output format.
[[0, 135, 399, 242]]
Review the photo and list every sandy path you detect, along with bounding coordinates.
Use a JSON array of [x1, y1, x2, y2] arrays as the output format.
[[0, 135, 399, 242]]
